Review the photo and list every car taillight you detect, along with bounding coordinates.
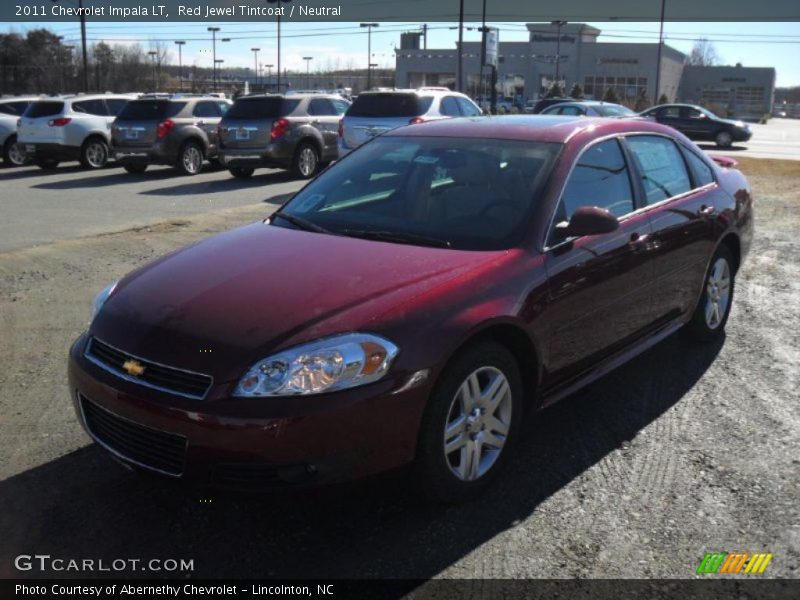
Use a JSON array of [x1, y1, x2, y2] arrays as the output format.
[[408, 117, 425, 125], [156, 119, 175, 139], [271, 118, 289, 140], [337, 119, 343, 137], [48, 118, 72, 127]]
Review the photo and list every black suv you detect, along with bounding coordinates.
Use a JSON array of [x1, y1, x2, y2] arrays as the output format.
[[111, 96, 232, 175], [639, 104, 752, 148], [218, 93, 349, 179]]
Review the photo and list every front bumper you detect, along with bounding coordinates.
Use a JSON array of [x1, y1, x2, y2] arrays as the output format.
[[68, 334, 429, 491]]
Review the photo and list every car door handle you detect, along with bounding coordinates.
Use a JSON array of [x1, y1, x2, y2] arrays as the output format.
[[195, 120, 206, 126], [698, 204, 716, 216], [629, 232, 660, 253]]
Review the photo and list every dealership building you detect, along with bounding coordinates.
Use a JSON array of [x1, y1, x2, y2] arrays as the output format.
[[395, 23, 776, 118]]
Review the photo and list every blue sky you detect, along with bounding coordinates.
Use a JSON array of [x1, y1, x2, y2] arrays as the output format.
[[7, 20, 800, 86]]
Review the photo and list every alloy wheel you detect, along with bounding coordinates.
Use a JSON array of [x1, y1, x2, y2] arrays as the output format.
[[716, 131, 733, 148], [182, 145, 203, 174], [7, 142, 27, 166], [443, 366, 513, 481], [705, 257, 731, 329], [298, 146, 317, 177], [85, 141, 108, 168]]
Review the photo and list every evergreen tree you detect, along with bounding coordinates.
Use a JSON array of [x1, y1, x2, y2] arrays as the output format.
[[569, 83, 584, 99]]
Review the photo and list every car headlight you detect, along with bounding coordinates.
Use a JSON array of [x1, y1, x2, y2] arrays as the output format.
[[234, 333, 399, 397], [89, 281, 118, 324]]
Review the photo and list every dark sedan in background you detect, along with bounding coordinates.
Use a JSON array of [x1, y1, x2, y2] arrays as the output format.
[[640, 103, 752, 148], [68, 115, 753, 503]]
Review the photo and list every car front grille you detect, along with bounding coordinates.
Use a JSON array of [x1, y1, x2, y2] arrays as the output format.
[[85, 337, 212, 399], [80, 394, 187, 476]]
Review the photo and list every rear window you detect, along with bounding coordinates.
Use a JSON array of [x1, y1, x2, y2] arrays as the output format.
[[226, 97, 300, 119], [25, 102, 64, 119], [347, 94, 432, 118], [0, 101, 30, 116], [118, 100, 186, 121]]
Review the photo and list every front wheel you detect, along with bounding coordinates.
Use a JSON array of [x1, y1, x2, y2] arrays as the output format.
[[3, 136, 28, 167], [415, 341, 523, 503], [292, 142, 320, 179], [715, 130, 733, 148], [229, 166, 255, 179], [684, 245, 736, 342], [80, 138, 110, 169], [176, 141, 204, 176]]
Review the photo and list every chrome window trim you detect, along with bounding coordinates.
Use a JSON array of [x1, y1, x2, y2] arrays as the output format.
[[542, 131, 718, 253], [77, 392, 186, 478], [84, 337, 214, 401]]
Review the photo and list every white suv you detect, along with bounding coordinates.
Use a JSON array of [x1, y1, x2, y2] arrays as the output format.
[[338, 88, 482, 157], [18, 94, 138, 169], [0, 96, 41, 167]]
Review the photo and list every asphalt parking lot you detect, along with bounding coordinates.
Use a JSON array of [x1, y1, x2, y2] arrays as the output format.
[[0, 151, 798, 580], [703, 118, 800, 161]]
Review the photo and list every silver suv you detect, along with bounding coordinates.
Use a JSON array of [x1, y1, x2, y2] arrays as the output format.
[[0, 96, 40, 167], [18, 94, 137, 169], [338, 88, 482, 157]]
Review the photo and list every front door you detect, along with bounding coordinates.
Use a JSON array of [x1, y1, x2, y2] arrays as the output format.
[[542, 138, 657, 388]]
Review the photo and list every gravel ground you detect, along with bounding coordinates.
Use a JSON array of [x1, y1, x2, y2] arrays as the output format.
[[0, 158, 797, 581]]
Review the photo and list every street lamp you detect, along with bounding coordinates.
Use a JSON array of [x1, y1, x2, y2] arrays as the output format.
[[174, 40, 186, 92], [360, 23, 379, 90], [51, 0, 89, 92], [148, 50, 159, 91], [251, 48, 261, 88], [303, 57, 313, 89], [551, 20, 567, 89], [654, 0, 666, 102], [457, 0, 464, 92], [265, 64, 274, 91], [266, 0, 294, 93], [207, 27, 221, 91]]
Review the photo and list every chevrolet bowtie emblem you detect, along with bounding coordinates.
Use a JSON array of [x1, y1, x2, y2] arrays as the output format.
[[122, 359, 146, 377]]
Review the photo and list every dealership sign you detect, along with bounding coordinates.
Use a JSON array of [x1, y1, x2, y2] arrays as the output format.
[[484, 27, 499, 68]]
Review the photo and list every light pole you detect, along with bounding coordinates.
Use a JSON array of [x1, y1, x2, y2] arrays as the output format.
[[215, 59, 225, 92], [51, 0, 89, 92], [551, 20, 567, 91], [207, 27, 220, 91], [251, 48, 261, 88], [266, 0, 293, 92], [174, 41, 186, 92], [360, 23, 379, 90], [654, 0, 666, 102], [148, 50, 158, 91], [457, 0, 464, 92], [265, 64, 274, 91], [303, 57, 313, 89]]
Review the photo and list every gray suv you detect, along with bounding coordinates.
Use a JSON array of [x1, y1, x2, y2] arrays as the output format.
[[112, 96, 232, 175], [218, 93, 349, 179]]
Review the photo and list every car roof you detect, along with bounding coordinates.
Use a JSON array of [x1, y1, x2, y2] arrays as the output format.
[[0, 96, 44, 103], [357, 89, 466, 97], [385, 115, 680, 144]]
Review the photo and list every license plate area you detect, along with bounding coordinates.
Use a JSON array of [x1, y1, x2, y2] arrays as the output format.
[[235, 129, 251, 141], [125, 130, 140, 140]]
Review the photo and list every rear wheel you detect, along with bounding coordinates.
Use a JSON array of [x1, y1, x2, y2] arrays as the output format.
[[123, 163, 148, 174], [229, 166, 255, 179], [292, 142, 319, 179], [684, 245, 736, 342], [415, 341, 523, 503], [36, 158, 60, 170], [715, 130, 733, 148], [176, 141, 204, 176], [3, 135, 28, 167], [80, 137, 109, 169]]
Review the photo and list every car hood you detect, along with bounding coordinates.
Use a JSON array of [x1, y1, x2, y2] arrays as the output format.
[[91, 222, 508, 382], [717, 117, 748, 128]]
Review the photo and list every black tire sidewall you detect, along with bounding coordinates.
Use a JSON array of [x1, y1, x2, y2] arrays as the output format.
[[415, 341, 524, 503], [292, 142, 319, 179], [177, 141, 203, 175], [685, 245, 736, 341], [80, 138, 109, 169]]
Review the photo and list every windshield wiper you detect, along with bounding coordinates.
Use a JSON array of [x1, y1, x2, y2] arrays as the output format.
[[270, 212, 336, 235], [341, 229, 452, 249]]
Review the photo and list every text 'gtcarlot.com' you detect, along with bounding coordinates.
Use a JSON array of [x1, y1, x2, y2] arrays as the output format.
[[14, 554, 194, 573]]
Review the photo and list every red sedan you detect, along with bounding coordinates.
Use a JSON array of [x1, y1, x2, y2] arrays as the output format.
[[68, 115, 753, 502]]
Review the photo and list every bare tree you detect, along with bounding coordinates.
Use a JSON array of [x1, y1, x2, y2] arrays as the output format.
[[688, 38, 720, 66]]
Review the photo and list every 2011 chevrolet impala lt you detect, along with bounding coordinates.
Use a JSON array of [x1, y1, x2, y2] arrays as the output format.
[[68, 115, 753, 502]]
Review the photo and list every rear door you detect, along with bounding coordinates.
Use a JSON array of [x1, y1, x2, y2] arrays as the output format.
[[342, 93, 432, 149], [623, 134, 719, 321], [680, 106, 714, 140], [655, 105, 682, 132], [307, 98, 341, 156], [542, 138, 656, 388]]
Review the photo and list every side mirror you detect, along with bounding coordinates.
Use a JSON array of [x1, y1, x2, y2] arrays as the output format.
[[556, 206, 620, 238]]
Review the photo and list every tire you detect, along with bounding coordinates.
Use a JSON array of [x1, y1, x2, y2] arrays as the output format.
[[175, 141, 204, 176], [415, 341, 523, 504], [3, 135, 28, 167], [229, 166, 255, 179], [715, 130, 733, 148], [80, 137, 110, 169], [684, 245, 736, 342], [123, 163, 148, 174], [292, 141, 320, 179], [36, 158, 60, 170]]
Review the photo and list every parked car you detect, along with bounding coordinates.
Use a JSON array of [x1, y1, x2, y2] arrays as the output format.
[[540, 100, 637, 118], [639, 104, 752, 148], [530, 97, 573, 114], [218, 93, 349, 179], [338, 89, 481, 157], [69, 115, 752, 502], [18, 94, 137, 169], [0, 96, 40, 166], [111, 96, 232, 175]]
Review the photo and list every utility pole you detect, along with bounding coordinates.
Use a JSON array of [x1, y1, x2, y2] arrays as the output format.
[[457, 0, 464, 92], [207, 27, 220, 91], [360, 23, 379, 90], [148, 50, 158, 91], [303, 56, 313, 89], [551, 20, 567, 91], [422, 24, 428, 49], [251, 48, 261, 88], [655, 0, 666, 102], [266, 0, 294, 92], [50, 1, 89, 92], [265, 64, 274, 91], [175, 41, 186, 92]]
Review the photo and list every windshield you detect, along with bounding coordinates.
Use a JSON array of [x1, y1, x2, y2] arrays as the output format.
[[595, 104, 636, 117], [276, 136, 560, 250]]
